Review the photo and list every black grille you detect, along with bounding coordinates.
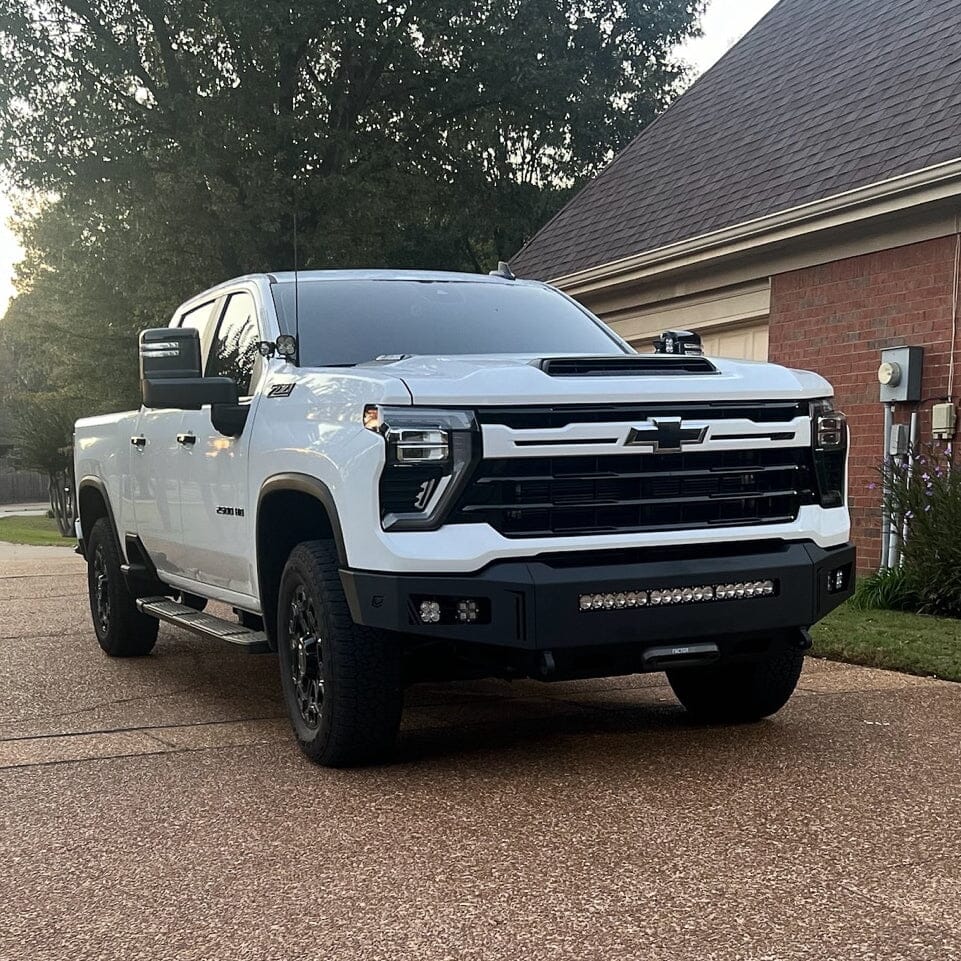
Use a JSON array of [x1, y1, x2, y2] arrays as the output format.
[[476, 401, 808, 430], [380, 466, 447, 515], [450, 448, 817, 537]]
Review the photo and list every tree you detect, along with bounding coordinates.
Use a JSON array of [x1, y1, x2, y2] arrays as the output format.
[[5, 392, 82, 535], [0, 0, 704, 412]]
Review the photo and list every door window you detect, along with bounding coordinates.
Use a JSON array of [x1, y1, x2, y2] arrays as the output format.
[[177, 300, 219, 366], [206, 292, 262, 396]]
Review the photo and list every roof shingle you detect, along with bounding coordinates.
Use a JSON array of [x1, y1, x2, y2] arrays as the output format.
[[511, 0, 961, 280]]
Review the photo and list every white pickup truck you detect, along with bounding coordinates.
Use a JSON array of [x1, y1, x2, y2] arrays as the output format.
[[74, 269, 854, 766]]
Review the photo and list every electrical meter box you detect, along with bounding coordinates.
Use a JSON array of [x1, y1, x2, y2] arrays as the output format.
[[878, 346, 923, 403], [932, 402, 957, 439]]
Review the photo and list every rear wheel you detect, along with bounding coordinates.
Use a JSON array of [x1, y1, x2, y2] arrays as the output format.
[[667, 646, 804, 723], [86, 517, 159, 657], [276, 541, 403, 767]]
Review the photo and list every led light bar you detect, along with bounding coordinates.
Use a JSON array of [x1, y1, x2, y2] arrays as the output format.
[[578, 580, 776, 612]]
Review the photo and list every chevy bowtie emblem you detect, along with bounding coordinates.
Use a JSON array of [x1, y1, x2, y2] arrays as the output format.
[[625, 418, 708, 453]]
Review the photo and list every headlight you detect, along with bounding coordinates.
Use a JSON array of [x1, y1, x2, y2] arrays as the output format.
[[811, 399, 848, 508], [364, 405, 478, 530]]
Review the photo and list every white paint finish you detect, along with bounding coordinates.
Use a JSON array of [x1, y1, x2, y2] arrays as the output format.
[[131, 408, 185, 576], [177, 408, 255, 594], [74, 409, 139, 544], [380, 352, 829, 406], [174, 282, 271, 596], [365, 505, 850, 574], [155, 571, 264, 614], [75, 271, 850, 606]]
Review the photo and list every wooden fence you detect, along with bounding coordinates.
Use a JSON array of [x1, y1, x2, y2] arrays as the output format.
[[0, 468, 47, 504]]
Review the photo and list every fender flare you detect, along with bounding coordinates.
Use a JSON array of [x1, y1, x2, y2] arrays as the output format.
[[256, 473, 348, 567], [77, 475, 121, 558]]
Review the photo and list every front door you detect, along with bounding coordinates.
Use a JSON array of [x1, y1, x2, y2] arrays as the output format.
[[177, 290, 263, 598], [131, 297, 222, 577]]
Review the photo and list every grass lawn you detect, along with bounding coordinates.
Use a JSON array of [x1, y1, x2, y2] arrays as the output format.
[[812, 602, 961, 682], [0, 515, 77, 547]]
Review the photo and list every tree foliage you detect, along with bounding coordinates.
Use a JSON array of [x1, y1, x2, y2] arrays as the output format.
[[0, 0, 704, 412]]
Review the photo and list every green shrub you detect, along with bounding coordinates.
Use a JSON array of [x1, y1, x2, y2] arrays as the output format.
[[883, 446, 961, 617], [850, 566, 918, 612]]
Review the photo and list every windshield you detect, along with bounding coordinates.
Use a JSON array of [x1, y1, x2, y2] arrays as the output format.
[[270, 279, 629, 366]]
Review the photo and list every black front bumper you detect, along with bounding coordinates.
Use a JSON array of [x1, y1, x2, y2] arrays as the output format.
[[341, 541, 855, 652]]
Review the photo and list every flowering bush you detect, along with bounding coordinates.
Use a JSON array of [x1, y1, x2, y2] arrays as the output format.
[[882, 446, 961, 617]]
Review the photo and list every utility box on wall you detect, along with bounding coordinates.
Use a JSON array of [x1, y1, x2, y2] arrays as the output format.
[[878, 346, 923, 403]]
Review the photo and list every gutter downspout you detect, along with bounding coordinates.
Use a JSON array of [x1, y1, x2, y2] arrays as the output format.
[[880, 404, 893, 570]]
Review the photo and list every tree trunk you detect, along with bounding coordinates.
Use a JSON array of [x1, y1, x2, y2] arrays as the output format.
[[48, 470, 75, 537]]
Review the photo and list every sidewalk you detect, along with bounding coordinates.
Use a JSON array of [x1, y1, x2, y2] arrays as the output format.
[[0, 540, 78, 562], [0, 502, 49, 517]]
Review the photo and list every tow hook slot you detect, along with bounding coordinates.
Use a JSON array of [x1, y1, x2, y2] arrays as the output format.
[[642, 642, 720, 670]]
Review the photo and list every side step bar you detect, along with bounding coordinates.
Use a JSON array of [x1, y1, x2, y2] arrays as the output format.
[[136, 597, 271, 654]]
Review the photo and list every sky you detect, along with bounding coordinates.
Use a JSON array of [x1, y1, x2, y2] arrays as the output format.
[[0, 0, 779, 317]]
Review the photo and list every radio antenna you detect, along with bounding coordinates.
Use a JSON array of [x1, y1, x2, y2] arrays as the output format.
[[292, 189, 300, 363]]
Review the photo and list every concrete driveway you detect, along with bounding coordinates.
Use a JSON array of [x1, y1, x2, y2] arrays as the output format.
[[2, 548, 960, 961]]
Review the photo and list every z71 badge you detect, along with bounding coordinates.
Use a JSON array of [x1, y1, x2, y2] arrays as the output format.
[[267, 383, 296, 398]]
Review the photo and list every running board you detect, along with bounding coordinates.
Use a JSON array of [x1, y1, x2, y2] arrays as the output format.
[[136, 597, 271, 653]]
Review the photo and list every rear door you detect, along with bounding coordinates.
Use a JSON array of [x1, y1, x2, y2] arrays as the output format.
[[177, 289, 264, 597], [131, 298, 220, 577]]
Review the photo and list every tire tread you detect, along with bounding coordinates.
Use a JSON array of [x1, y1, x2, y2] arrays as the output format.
[[86, 517, 158, 657], [279, 540, 403, 767], [667, 646, 803, 723]]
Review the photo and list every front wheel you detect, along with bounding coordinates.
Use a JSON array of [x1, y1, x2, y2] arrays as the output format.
[[86, 517, 159, 657], [276, 541, 403, 767], [667, 645, 804, 723]]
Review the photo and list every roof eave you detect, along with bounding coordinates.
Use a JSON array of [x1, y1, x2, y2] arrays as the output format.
[[547, 157, 961, 296]]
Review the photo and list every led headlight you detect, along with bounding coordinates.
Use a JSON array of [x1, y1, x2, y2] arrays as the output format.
[[811, 399, 848, 508], [364, 405, 478, 531]]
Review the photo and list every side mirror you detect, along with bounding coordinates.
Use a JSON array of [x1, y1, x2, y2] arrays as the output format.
[[139, 327, 238, 410]]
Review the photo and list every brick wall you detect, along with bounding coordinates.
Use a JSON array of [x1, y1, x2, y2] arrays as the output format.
[[768, 235, 958, 568]]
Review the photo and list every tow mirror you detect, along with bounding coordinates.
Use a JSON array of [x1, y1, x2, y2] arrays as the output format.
[[139, 328, 238, 410]]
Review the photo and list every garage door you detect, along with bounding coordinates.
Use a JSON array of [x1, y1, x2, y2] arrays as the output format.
[[697, 320, 769, 361], [603, 282, 771, 363]]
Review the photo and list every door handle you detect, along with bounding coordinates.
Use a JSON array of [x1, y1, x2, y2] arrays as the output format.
[[176, 433, 197, 446], [130, 436, 146, 448]]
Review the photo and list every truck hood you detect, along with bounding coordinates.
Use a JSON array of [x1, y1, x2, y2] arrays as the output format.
[[366, 355, 833, 406]]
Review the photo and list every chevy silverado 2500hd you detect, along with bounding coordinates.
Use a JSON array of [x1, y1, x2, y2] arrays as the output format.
[[74, 269, 854, 766]]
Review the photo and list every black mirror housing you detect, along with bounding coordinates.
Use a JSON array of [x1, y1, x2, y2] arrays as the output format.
[[142, 376, 239, 410], [140, 327, 202, 379], [139, 327, 239, 410]]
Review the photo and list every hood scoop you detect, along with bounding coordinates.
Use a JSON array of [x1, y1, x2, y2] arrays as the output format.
[[536, 356, 718, 377]]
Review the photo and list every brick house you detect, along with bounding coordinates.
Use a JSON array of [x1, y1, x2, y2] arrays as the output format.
[[510, 0, 961, 568]]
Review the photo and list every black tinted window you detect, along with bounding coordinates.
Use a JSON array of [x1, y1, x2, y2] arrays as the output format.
[[271, 280, 627, 366], [177, 300, 218, 363], [207, 292, 260, 395]]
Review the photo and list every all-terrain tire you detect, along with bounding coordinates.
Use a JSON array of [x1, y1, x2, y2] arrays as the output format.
[[667, 646, 804, 723], [277, 541, 403, 767], [86, 517, 159, 657]]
